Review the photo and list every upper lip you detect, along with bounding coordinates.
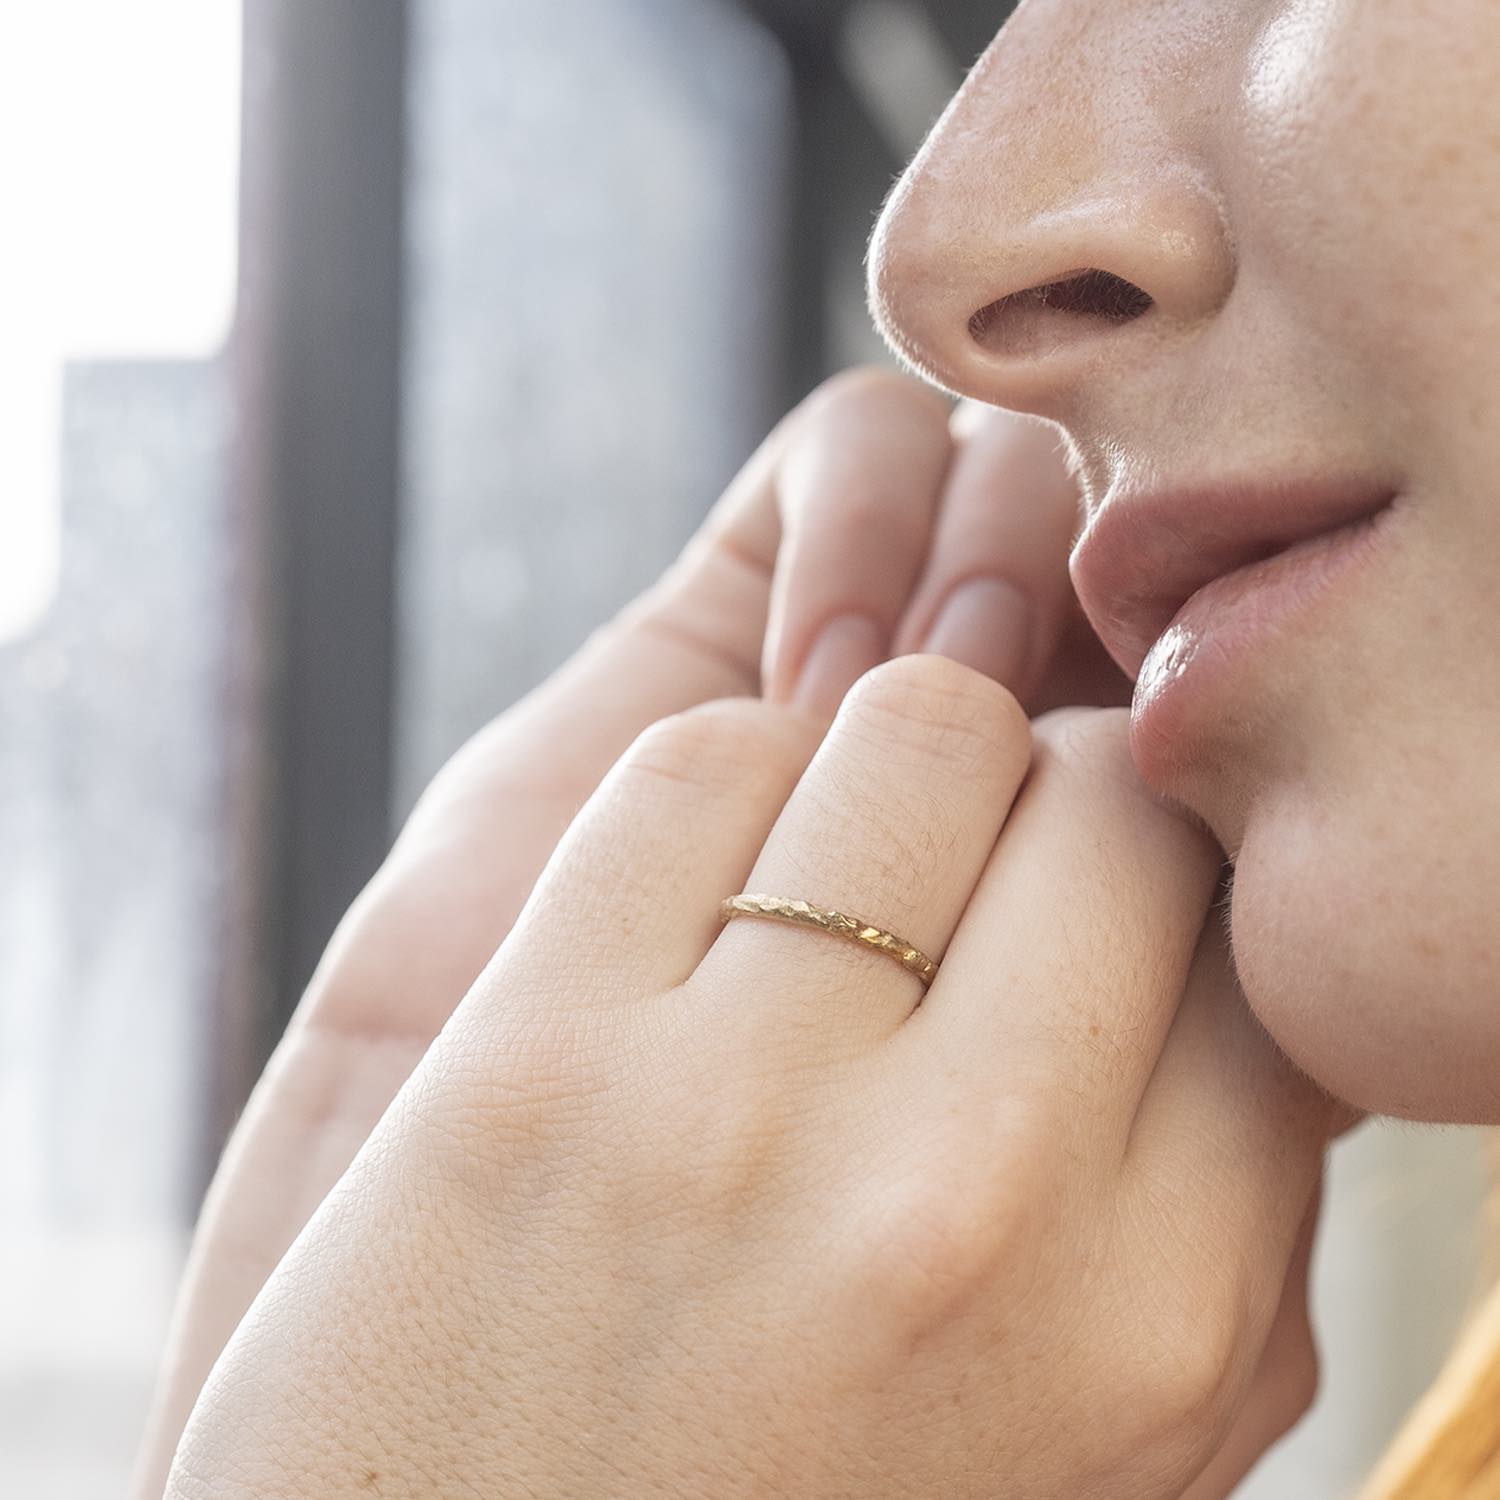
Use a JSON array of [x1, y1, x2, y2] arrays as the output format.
[[1069, 475, 1395, 677]]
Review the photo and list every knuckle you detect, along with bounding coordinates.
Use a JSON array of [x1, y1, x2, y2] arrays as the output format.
[[809, 486, 896, 537], [845, 1174, 999, 1329], [641, 1060, 800, 1219], [621, 698, 817, 801], [799, 365, 949, 431], [844, 654, 1031, 780], [1121, 1295, 1247, 1456], [777, 370, 953, 542], [836, 1138, 1039, 1338]]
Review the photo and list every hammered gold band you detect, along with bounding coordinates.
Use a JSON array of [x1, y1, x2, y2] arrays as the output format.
[[718, 894, 938, 990]]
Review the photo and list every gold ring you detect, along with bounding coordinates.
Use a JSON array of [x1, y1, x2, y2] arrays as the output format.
[[718, 894, 938, 990]]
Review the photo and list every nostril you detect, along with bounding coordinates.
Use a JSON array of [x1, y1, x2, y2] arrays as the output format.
[[968, 269, 1155, 356], [1034, 269, 1154, 321]]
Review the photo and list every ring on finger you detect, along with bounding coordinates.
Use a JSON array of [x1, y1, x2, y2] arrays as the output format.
[[718, 893, 939, 991]]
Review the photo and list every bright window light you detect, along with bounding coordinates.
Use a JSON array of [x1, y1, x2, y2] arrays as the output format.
[[0, 1, 240, 644]]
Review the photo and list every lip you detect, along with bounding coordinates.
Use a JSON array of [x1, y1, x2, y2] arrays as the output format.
[[1069, 476, 1398, 766]]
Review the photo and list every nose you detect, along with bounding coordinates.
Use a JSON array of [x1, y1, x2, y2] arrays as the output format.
[[868, 7, 1236, 423]]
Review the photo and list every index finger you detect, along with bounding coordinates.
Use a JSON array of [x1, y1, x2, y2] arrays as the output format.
[[893, 403, 1085, 704], [650, 368, 952, 717], [755, 368, 956, 715]]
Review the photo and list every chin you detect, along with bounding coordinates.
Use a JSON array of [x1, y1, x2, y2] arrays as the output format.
[[1225, 788, 1500, 1126]]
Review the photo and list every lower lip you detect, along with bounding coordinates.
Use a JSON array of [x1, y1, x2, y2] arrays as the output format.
[[1129, 503, 1396, 777]]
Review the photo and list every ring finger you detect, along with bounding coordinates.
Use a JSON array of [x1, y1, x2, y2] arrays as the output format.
[[691, 654, 1032, 1050]]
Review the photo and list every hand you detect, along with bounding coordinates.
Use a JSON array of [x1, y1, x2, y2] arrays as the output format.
[[131, 371, 1108, 1496], [165, 670, 1338, 1499]]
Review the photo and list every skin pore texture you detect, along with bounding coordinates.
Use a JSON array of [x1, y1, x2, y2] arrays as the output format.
[[870, 0, 1500, 1123]]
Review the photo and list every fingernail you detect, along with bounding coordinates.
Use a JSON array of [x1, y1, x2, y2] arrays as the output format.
[[922, 577, 1034, 690], [792, 613, 887, 717]]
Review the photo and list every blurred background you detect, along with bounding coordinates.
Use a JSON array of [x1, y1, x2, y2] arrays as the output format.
[[0, 2, 1488, 1495]]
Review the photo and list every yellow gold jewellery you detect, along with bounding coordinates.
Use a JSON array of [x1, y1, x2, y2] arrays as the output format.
[[717, 894, 938, 990]]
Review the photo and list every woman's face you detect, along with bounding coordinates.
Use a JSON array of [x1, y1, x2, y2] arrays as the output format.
[[870, 0, 1500, 1123]]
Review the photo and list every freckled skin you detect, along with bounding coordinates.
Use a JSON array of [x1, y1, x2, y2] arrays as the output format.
[[871, 0, 1500, 1121]]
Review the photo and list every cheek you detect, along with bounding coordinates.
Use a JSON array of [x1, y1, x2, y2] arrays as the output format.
[[1236, 0, 1500, 441], [1228, 784, 1500, 1124]]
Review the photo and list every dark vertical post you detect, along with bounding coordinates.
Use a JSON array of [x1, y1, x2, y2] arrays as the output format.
[[781, 39, 844, 400], [217, 0, 407, 1153], [746, 0, 901, 400], [924, 1, 1011, 66]]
